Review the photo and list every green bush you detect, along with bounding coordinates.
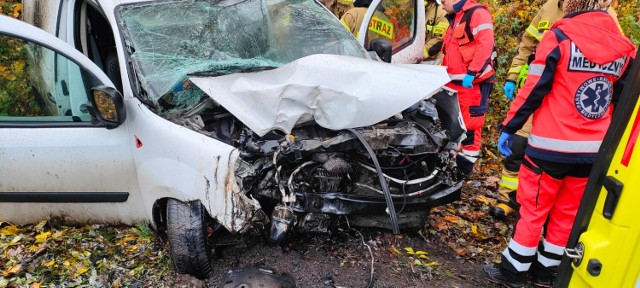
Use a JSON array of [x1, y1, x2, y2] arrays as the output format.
[[0, 0, 42, 116]]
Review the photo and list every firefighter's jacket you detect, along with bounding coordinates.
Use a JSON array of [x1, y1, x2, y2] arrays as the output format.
[[502, 10, 636, 164], [442, 0, 495, 83], [507, 0, 621, 81], [341, 7, 367, 37], [424, 2, 448, 60]]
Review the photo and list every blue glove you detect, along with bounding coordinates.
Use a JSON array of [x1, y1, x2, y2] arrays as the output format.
[[504, 81, 516, 101], [498, 132, 514, 157], [462, 74, 475, 88]]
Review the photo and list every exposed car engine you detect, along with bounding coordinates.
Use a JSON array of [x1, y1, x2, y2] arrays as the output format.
[[167, 86, 464, 241]]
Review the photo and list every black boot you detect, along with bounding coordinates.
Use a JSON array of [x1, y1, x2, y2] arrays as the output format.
[[483, 264, 527, 288], [456, 156, 475, 178], [530, 260, 557, 287]]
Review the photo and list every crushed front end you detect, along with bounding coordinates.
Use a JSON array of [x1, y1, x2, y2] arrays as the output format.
[[228, 89, 464, 239]]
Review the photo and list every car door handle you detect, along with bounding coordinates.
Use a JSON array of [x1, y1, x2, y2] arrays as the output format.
[[602, 175, 623, 219]]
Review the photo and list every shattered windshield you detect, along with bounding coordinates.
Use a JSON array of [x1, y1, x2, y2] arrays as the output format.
[[116, 0, 367, 106]]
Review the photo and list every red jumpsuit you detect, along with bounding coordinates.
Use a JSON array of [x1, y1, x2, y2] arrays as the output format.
[[500, 10, 636, 280], [441, 0, 495, 176]]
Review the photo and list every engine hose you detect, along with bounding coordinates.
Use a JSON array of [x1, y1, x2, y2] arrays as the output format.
[[347, 128, 400, 234]]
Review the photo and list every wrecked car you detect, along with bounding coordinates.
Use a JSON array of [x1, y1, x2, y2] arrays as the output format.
[[1, 0, 464, 279]]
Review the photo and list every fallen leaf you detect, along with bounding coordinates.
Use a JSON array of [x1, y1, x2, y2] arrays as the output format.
[[389, 247, 401, 255], [475, 195, 495, 205], [44, 259, 55, 267], [425, 261, 439, 267], [0, 225, 20, 236], [404, 247, 415, 255], [74, 266, 88, 278], [3, 264, 21, 276], [34, 220, 47, 232], [35, 231, 51, 243], [443, 216, 460, 223]]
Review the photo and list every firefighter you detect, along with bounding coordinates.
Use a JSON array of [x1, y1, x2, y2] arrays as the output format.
[[340, 0, 394, 48], [340, 0, 371, 37], [440, 0, 496, 177], [483, 0, 636, 286], [332, 0, 354, 18], [423, 0, 448, 64], [492, 0, 622, 220]]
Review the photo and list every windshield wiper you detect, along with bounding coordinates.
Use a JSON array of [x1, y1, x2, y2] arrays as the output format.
[[188, 65, 277, 77]]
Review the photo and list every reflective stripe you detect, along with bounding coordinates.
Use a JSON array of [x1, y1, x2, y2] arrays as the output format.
[[537, 253, 561, 267], [503, 238, 536, 272], [479, 64, 493, 79], [526, 24, 543, 40], [499, 175, 518, 190], [434, 22, 448, 35], [426, 24, 434, 31], [459, 153, 478, 163], [528, 64, 545, 76], [529, 134, 602, 153], [503, 250, 532, 271], [450, 74, 466, 80], [508, 66, 522, 75], [341, 18, 352, 32], [461, 149, 480, 157], [508, 238, 537, 256], [542, 239, 564, 255], [472, 24, 493, 35]]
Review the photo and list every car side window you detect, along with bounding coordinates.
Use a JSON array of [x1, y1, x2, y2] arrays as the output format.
[[364, 0, 416, 52], [0, 34, 93, 122]]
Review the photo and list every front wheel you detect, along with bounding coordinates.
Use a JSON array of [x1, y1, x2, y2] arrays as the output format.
[[166, 199, 213, 279]]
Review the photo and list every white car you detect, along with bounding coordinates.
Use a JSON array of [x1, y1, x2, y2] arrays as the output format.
[[0, 0, 464, 279]]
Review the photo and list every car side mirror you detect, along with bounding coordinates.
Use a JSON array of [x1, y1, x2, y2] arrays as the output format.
[[369, 38, 392, 63], [88, 86, 126, 129]]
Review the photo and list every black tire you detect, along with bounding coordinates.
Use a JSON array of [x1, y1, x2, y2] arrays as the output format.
[[166, 199, 213, 279]]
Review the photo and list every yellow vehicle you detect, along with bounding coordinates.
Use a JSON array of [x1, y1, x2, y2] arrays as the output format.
[[557, 49, 640, 287]]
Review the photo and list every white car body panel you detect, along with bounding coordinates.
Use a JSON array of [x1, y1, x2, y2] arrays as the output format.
[[190, 54, 451, 136], [0, 15, 257, 231], [7, 0, 454, 235], [125, 101, 258, 232]]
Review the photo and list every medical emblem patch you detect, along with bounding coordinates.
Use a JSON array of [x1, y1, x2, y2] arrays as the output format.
[[574, 76, 612, 119]]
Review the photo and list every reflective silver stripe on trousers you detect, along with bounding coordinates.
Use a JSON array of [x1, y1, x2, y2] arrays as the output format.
[[537, 239, 564, 267], [503, 239, 536, 272], [529, 134, 602, 153]]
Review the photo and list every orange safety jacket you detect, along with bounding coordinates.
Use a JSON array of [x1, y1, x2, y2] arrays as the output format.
[[441, 0, 495, 83], [502, 11, 636, 164]]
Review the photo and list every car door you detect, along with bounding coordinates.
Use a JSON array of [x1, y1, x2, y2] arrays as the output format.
[[0, 15, 142, 224], [556, 50, 640, 287], [356, 0, 425, 64]]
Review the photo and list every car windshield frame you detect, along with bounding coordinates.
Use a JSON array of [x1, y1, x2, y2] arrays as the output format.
[[115, 0, 368, 107]]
